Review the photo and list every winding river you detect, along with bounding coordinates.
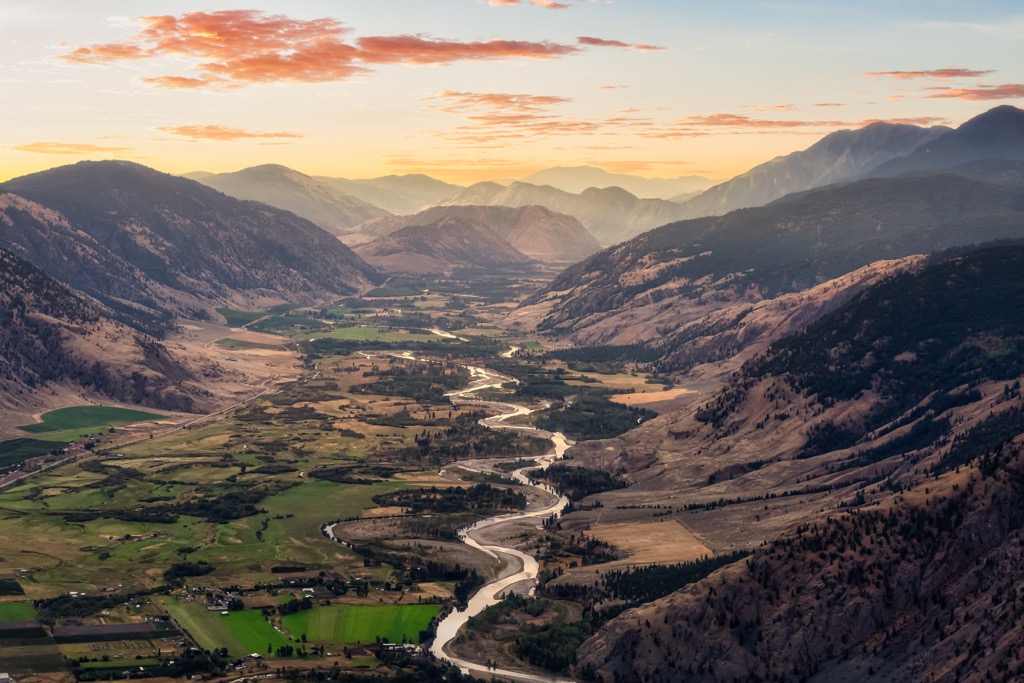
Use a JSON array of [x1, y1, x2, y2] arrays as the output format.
[[336, 351, 576, 682]]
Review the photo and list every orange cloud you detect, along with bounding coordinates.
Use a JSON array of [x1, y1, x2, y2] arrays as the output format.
[[675, 113, 848, 128], [158, 125, 304, 141], [10, 141, 132, 155], [355, 35, 577, 64], [596, 84, 629, 90], [813, 102, 845, 107], [859, 116, 949, 126], [923, 84, 1024, 100], [433, 91, 572, 113], [866, 68, 993, 80], [578, 36, 666, 51], [60, 10, 580, 89]]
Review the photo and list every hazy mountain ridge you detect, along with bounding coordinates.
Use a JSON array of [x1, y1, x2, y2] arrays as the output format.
[[316, 173, 464, 215], [354, 216, 537, 274], [872, 105, 1024, 177], [676, 121, 949, 219], [188, 164, 390, 235], [1, 161, 381, 322], [439, 181, 689, 245], [354, 204, 601, 263], [520, 166, 713, 199], [574, 243, 1024, 682]]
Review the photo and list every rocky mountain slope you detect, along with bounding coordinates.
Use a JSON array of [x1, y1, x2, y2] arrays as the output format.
[[1, 161, 380, 323], [354, 216, 537, 274], [573, 243, 1024, 682], [187, 164, 390, 235], [438, 181, 688, 245], [872, 105, 1024, 177], [0, 247, 206, 416], [316, 173, 464, 215], [354, 205, 601, 263], [511, 173, 1024, 374], [677, 121, 948, 218], [520, 166, 712, 199]]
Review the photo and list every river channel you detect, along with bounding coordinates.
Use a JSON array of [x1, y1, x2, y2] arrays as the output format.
[[431, 361, 575, 682]]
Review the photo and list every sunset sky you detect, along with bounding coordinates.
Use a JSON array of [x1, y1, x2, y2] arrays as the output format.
[[3, 1, 1023, 184]]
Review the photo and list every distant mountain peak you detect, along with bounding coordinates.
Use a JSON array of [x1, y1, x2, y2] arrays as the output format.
[[520, 165, 713, 199], [871, 105, 1024, 177], [676, 120, 949, 218]]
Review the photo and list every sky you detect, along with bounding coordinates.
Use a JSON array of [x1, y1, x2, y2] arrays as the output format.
[[3, 1, 1024, 184]]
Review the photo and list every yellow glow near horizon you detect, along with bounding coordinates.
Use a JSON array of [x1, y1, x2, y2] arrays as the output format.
[[2, 2, 1021, 186]]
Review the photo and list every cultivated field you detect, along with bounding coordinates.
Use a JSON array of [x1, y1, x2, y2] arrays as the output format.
[[282, 604, 441, 645]]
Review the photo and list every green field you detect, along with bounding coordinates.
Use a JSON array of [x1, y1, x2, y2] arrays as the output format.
[[364, 286, 420, 298], [163, 601, 292, 657], [80, 658, 161, 669], [315, 326, 440, 343], [19, 406, 166, 434], [0, 601, 36, 622], [215, 338, 285, 350], [282, 604, 441, 644], [216, 307, 264, 327], [0, 438, 60, 468]]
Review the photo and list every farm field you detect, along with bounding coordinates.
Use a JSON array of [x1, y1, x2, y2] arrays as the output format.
[[312, 326, 442, 343], [18, 406, 167, 434], [162, 601, 292, 657], [282, 604, 441, 645], [0, 601, 37, 621]]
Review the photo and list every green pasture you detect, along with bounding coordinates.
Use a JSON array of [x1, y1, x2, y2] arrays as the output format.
[[0, 601, 36, 622], [364, 286, 420, 298], [163, 601, 291, 657], [282, 604, 441, 644], [215, 338, 285, 350], [312, 327, 439, 343], [18, 407, 165, 434]]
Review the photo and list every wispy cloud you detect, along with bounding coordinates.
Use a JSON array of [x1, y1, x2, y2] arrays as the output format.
[[577, 36, 666, 51], [866, 68, 994, 80], [432, 91, 572, 113], [9, 141, 132, 155], [60, 10, 582, 89], [923, 83, 1024, 100], [158, 125, 304, 141], [487, 0, 573, 8]]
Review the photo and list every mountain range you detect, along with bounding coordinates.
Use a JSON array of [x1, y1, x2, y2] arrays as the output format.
[[354, 216, 539, 274], [0, 246, 203, 417], [513, 168, 1024, 366], [572, 243, 1024, 682], [519, 166, 713, 199], [186, 164, 390, 235], [675, 121, 950, 219], [439, 181, 690, 245], [1, 161, 380, 325], [315, 173, 464, 215], [353, 204, 601, 265]]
